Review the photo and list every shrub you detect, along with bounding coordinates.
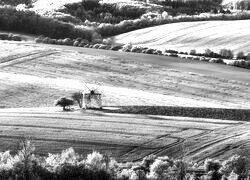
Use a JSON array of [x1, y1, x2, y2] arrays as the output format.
[[204, 159, 222, 180], [122, 43, 132, 52], [73, 41, 80, 46], [55, 97, 74, 111], [165, 49, 178, 54], [62, 38, 73, 46], [220, 155, 249, 179], [110, 45, 122, 51], [0, 33, 9, 40], [169, 53, 178, 57], [145, 48, 155, 54], [131, 46, 143, 53], [93, 44, 101, 49], [209, 58, 224, 64]]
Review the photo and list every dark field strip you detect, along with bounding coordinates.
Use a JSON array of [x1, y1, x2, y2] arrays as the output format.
[[102, 106, 250, 121]]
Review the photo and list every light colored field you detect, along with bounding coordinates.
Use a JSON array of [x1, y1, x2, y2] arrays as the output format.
[[0, 41, 249, 109], [0, 107, 248, 162], [113, 20, 250, 54]]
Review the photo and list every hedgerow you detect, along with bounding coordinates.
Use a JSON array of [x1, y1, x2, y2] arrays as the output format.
[[0, 140, 249, 180]]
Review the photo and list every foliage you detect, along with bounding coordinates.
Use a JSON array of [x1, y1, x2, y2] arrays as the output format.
[[0, 0, 32, 6], [0, 33, 21, 41], [160, 0, 223, 16], [55, 97, 74, 111], [220, 155, 249, 179], [0, 6, 96, 41], [0, 142, 249, 180], [60, 1, 149, 24]]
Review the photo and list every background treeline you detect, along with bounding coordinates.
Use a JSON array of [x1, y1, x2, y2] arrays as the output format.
[[60, 1, 148, 24], [0, 0, 32, 6], [0, 6, 95, 41], [160, 0, 224, 15]]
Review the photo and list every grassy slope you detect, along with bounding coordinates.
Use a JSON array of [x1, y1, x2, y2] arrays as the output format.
[[113, 20, 250, 54]]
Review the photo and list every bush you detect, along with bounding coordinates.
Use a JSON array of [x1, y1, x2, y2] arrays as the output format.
[[62, 38, 73, 46], [220, 155, 249, 179], [93, 44, 101, 49], [165, 49, 179, 54], [131, 46, 143, 53], [169, 53, 178, 57], [209, 58, 224, 64], [122, 43, 132, 52], [0, 33, 8, 40], [73, 41, 80, 46], [145, 48, 155, 54], [110, 45, 122, 51]]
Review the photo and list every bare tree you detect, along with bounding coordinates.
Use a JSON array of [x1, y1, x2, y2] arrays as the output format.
[[71, 92, 83, 108]]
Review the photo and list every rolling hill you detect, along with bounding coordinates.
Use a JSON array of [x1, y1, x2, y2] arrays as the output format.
[[0, 37, 249, 162], [113, 20, 250, 54]]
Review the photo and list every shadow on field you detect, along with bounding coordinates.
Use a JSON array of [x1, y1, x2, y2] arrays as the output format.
[[100, 106, 250, 121]]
